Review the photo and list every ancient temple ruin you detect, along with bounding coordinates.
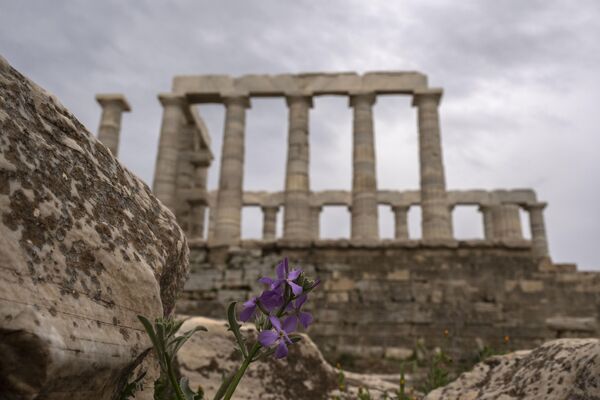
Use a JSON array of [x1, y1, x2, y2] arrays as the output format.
[[95, 72, 598, 364], [96, 72, 549, 256]]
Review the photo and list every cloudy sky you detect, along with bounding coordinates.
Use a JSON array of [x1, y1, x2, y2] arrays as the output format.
[[1, 1, 599, 269]]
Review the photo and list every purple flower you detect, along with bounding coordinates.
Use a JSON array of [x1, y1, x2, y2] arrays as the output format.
[[259, 258, 303, 296], [284, 294, 313, 330], [258, 316, 295, 358], [239, 290, 284, 322]]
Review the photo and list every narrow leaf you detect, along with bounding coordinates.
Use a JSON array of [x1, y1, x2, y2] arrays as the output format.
[[213, 372, 236, 400], [226, 302, 248, 359]]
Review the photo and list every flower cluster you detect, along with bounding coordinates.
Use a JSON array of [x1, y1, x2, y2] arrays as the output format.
[[239, 258, 319, 359]]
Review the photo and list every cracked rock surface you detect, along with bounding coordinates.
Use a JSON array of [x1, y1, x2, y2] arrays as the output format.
[[0, 55, 189, 399], [425, 338, 600, 400]]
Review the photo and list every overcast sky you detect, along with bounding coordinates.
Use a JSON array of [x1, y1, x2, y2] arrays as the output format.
[[1, 1, 599, 269]]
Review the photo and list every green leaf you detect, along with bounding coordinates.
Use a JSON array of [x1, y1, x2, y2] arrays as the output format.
[[180, 377, 203, 400], [226, 302, 248, 359]]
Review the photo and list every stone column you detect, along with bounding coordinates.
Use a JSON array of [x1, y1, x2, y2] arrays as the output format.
[[310, 205, 322, 240], [491, 204, 523, 240], [95, 94, 131, 157], [153, 94, 186, 212], [479, 205, 495, 240], [213, 95, 250, 245], [527, 202, 550, 258], [262, 206, 279, 240], [188, 153, 210, 239], [350, 92, 379, 240], [413, 89, 453, 240], [283, 94, 312, 241], [391, 205, 410, 240]]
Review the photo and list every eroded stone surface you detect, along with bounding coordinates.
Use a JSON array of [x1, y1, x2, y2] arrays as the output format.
[[177, 316, 405, 400], [425, 339, 600, 400], [0, 55, 188, 399]]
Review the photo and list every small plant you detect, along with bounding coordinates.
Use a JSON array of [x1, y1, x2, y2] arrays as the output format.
[[122, 258, 319, 400]]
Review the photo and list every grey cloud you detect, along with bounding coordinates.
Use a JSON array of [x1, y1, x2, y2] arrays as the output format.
[[1, 1, 599, 268]]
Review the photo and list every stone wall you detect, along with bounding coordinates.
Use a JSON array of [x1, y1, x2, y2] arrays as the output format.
[[177, 240, 600, 367]]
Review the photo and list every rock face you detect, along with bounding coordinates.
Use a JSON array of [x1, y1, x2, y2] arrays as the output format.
[[425, 339, 600, 400], [177, 317, 404, 400], [0, 56, 189, 399]]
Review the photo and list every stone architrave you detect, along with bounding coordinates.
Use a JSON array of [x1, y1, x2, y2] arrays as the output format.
[[412, 89, 452, 240], [213, 95, 250, 245], [528, 202, 550, 258], [391, 205, 410, 239], [153, 93, 186, 212], [350, 92, 379, 240], [491, 203, 523, 240], [262, 206, 279, 240], [283, 94, 312, 241], [95, 94, 131, 157]]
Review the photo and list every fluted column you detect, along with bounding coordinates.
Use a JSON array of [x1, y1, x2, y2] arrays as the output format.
[[350, 92, 379, 240], [391, 205, 410, 240], [95, 94, 131, 157], [527, 202, 550, 258], [310, 205, 322, 240], [283, 94, 312, 241], [214, 95, 250, 245], [479, 205, 495, 240], [262, 206, 279, 240], [189, 152, 210, 238], [491, 203, 523, 240], [153, 93, 186, 211], [413, 89, 452, 240]]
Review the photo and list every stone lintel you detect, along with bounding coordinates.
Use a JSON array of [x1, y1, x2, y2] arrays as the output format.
[[174, 71, 429, 101], [95, 93, 131, 111]]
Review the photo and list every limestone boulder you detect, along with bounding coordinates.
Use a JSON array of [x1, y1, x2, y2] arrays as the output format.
[[0, 55, 188, 399], [177, 316, 406, 399], [424, 338, 600, 400]]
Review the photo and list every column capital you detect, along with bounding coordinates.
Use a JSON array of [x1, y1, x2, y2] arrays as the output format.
[[158, 93, 187, 108], [349, 91, 376, 107], [261, 205, 280, 212], [391, 204, 410, 213], [285, 92, 313, 108], [526, 202, 547, 211], [96, 93, 131, 112], [222, 93, 251, 108], [412, 88, 443, 107]]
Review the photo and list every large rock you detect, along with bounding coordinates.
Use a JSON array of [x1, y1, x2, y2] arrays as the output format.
[[425, 338, 600, 400], [177, 316, 408, 400], [0, 55, 188, 399]]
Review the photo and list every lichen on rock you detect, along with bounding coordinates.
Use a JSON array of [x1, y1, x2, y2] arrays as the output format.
[[0, 55, 189, 399]]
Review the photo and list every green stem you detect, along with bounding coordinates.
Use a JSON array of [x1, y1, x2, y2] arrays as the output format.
[[222, 343, 261, 400], [167, 356, 186, 400]]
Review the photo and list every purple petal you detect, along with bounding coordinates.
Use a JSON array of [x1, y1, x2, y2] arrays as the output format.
[[258, 330, 278, 347], [243, 297, 257, 308], [295, 294, 307, 309], [269, 316, 282, 331], [260, 290, 283, 311], [239, 305, 256, 322], [258, 277, 274, 286], [274, 340, 288, 359], [276, 259, 287, 280], [299, 312, 313, 329], [288, 281, 303, 296], [288, 269, 302, 281], [283, 315, 298, 333]]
